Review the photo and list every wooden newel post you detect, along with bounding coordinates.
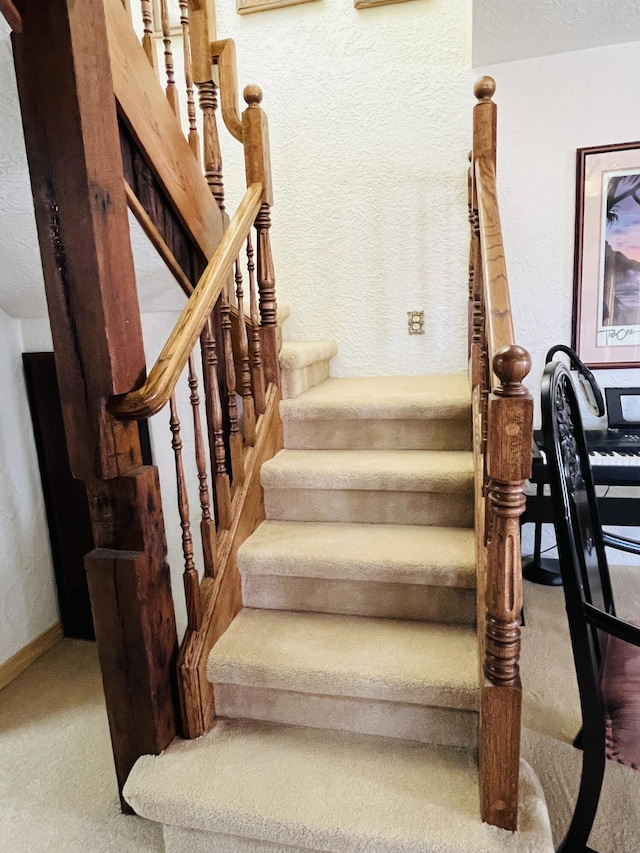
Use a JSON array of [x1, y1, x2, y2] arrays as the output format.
[[12, 0, 179, 811], [480, 344, 532, 830], [242, 85, 281, 388], [473, 76, 497, 174], [485, 345, 531, 683]]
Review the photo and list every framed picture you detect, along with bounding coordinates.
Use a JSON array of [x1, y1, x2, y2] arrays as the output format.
[[574, 142, 640, 368], [236, 0, 318, 14]]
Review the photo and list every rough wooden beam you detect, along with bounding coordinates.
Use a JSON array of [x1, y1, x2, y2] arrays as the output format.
[[12, 0, 145, 481]]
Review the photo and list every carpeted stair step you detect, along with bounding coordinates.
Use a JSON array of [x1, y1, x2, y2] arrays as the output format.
[[207, 608, 479, 747], [280, 374, 471, 450], [261, 449, 474, 526], [279, 340, 338, 399], [239, 521, 476, 623], [123, 719, 554, 853]]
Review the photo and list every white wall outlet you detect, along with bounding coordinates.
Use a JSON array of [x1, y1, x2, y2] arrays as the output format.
[[407, 311, 424, 335]]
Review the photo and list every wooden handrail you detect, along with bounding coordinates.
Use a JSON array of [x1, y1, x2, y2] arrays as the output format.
[[211, 39, 243, 142], [474, 155, 515, 375], [108, 182, 263, 420]]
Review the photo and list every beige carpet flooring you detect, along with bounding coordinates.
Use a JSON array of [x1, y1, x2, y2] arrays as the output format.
[[0, 568, 639, 851], [0, 639, 163, 852]]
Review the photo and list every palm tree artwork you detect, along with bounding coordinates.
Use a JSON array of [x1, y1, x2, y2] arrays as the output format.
[[602, 171, 640, 327]]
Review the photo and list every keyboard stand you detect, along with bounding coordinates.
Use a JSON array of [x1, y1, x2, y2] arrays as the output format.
[[522, 480, 563, 586]]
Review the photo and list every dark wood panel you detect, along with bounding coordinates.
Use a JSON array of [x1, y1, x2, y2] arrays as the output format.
[[120, 119, 207, 288], [23, 353, 95, 640]]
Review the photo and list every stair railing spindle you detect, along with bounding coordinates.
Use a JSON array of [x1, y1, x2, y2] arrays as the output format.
[[187, 353, 217, 578], [201, 315, 233, 529], [246, 233, 266, 415], [169, 393, 203, 632], [221, 290, 245, 487], [198, 82, 225, 212], [160, 0, 179, 115], [234, 258, 256, 445], [138, 0, 157, 68], [178, 0, 200, 159]]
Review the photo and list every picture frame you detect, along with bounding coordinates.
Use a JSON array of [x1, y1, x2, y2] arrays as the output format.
[[236, 0, 318, 14], [573, 141, 640, 368]]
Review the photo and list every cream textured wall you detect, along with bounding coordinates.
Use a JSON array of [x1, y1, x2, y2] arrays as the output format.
[[214, 0, 473, 378], [0, 309, 58, 666]]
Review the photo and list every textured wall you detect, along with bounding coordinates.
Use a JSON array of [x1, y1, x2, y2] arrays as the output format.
[[0, 309, 58, 666], [214, 0, 473, 378]]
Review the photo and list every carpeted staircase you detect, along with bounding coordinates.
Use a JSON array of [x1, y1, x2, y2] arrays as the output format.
[[124, 333, 554, 852]]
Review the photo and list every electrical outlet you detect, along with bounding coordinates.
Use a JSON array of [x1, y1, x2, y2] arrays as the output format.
[[407, 311, 424, 335]]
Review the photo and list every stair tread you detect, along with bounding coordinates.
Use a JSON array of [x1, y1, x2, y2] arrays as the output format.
[[280, 340, 338, 370], [261, 449, 474, 492], [238, 521, 476, 588], [124, 719, 553, 853], [280, 374, 471, 421], [208, 609, 479, 711]]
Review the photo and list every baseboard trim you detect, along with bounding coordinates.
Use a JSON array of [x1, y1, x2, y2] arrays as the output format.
[[0, 623, 64, 691]]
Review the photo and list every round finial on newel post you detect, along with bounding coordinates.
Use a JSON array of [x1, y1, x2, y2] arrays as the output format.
[[493, 345, 531, 397], [474, 76, 496, 103], [244, 85, 263, 107]]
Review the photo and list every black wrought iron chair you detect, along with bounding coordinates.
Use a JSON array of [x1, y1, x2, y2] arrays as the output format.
[[541, 361, 640, 853]]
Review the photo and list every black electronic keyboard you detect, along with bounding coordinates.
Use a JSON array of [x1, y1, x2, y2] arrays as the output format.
[[532, 429, 640, 485], [524, 429, 640, 585]]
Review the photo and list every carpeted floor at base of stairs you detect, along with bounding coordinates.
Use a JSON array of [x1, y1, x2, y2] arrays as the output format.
[[123, 369, 554, 852]]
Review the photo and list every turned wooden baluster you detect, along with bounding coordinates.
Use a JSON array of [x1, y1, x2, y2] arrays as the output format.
[[255, 202, 279, 385], [242, 85, 280, 387], [159, 0, 179, 115], [169, 393, 202, 632], [138, 0, 156, 68], [188, 4, 225, 210], [177, 0, 199, 159], [201, 315, 232, 529], [234, 258, 257, 445], [187, 354, 217, 578], [246, 233, 266, 415], [197, 82, 225, 211], [220, 291, 245, 487]]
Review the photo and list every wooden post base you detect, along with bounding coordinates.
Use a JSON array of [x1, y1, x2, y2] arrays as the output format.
[[86, 547, 178, 811]]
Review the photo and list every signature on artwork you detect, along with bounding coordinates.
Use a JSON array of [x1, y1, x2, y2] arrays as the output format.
[[603, 327, 636, 344]]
